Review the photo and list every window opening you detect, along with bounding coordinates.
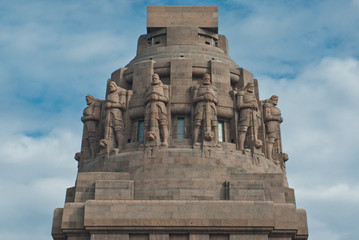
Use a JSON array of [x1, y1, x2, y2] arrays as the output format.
[[177, 118, 185, 139], [218, 121, 224, 142], [138, 120, 144, 142]]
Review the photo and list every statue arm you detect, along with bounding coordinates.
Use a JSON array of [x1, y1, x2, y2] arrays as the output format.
[[212, 95, 218, 105], [118, 91, 127, 110], [160, 85, 169, 103], [237, 93, 258, 110], [237, 95, 249, 110], [93, 104, 101, 121], [159, 95, 168, 103], [264, 105, 281, 122], [192, 87, 203, 104]]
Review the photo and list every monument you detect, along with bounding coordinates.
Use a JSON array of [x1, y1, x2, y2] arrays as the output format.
[[52, 6, 308, 240]]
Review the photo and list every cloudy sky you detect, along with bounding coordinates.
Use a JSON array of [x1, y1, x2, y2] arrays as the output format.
[[0, 0, 358, 239]]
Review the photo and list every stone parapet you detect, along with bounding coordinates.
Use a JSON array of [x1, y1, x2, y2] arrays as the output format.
[[53, 200, 307, 240]]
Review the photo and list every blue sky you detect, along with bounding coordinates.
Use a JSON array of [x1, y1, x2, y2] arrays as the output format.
[[1, 1, 358, 239]]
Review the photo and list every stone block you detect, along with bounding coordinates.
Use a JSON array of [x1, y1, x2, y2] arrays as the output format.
[[296, 209, 309, 237], [52, 208, 66, 240], [170, 235, 189, 240], [150, 234, 169, 240], [91, 234, 129, 240], [230, 234, 268, 240], [268, 237, 291, 240], [130, 234, 149, 240], [83, 200, 274, 228], [67, 236, 90, 240], [273, 203, 297, 230], [218, 35, 228, 55], [210, 60, 230, 89], [95, 180, 134, 200], [147, 6, 218, 32], [66, 187, 75, 203], [285, 188, 295, 204], [62, 203, 85, 230], [74, 172, 130, 202], [167, 26, 198, 46], [190, 234, 209, 240], [238, 68, 253, 90]]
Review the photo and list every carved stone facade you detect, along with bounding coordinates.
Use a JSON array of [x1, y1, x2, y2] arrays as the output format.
[[52, 5, 308, 240]]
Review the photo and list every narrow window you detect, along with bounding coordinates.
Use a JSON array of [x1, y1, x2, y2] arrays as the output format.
[[177, 118, 185, 139], [218, 121, 224, 142], [138, 120, 144, 142]]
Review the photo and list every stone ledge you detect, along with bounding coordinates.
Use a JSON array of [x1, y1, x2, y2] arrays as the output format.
[[83, 200, 276, 227]]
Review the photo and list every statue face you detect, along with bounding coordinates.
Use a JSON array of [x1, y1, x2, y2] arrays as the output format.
[[272, 97, 278, 106], [202, 74, 211, 85], [247, 84, 254, 93], [152, 74, 160, 84], [108, 82, 117, 92], [86, 96, 93, 105]]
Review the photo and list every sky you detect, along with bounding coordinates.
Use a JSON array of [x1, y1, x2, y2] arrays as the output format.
[[0, 0, 358, 239]]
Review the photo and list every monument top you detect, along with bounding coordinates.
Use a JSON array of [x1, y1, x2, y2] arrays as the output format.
[[147, 5, 218, 33]]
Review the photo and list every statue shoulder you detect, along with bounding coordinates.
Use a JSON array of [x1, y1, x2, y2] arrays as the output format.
[[93, 99, 102, 107], [263, 100, 273, 108], [192, 85, 200, 90], [118, 88, 127, 95], [236, 90, 245, 96]]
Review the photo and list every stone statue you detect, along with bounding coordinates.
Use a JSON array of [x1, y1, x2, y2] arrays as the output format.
[[192, 73, 219, 146], [144, 73, 169, 147], [236, 82, 262, 151], [100, 81, 127, 151], [263, 95, 283, 163], [81, 95, 101, 159]]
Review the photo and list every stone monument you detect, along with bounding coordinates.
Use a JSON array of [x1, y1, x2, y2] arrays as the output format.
[[52, 5, 308, 240]]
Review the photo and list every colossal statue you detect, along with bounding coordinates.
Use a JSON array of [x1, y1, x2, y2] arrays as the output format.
[[100, 81, 127, 151], [236, 82, 262, 151], [81, 95, 101, 159], [192, 73, 219, 146], [263, 95, 283, 163], [144, 73, 169, 147]]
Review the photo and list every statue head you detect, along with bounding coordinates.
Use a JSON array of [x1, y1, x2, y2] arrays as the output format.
[[108, 81, 118, 93], [152, 73, 161, 85], [270, 95, 279, 106], [202, 73, 211, 85], [86, 95, 94, 105], [244, 82, 255, 93]]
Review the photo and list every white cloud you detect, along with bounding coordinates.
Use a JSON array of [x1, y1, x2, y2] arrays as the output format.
[[0, 129, 78, 240], [0, 129, 79, 165], [296, 183, 359, 204], [222, 0, 359, 77]]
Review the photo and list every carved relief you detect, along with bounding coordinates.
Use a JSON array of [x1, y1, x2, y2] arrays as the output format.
[[99, 81, 127, 151], [144, 73, 169, 147], [236, 82, 262, 151], [263, 95, 286, 164], [192, 74, 220, 147]]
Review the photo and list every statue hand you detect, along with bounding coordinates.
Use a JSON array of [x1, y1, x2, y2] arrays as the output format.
[[105, 102, 112, 108]]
